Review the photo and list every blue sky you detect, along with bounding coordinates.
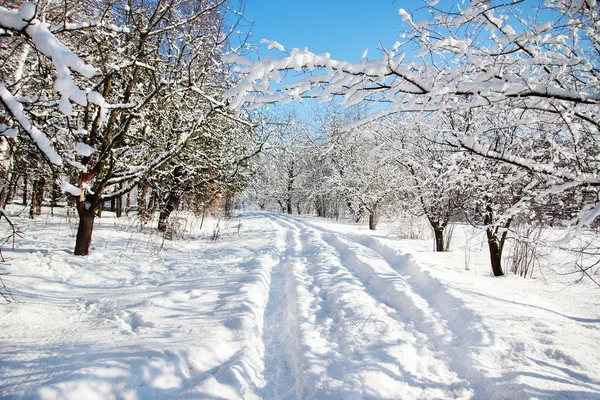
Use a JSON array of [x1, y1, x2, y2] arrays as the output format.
[[242, 0, 427, 62]]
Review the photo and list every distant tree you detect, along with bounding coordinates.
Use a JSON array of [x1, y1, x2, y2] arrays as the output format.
[[377, 113, 468, 251]]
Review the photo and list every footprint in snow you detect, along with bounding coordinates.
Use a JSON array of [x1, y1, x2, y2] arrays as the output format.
[[544, 348, 581, 367]]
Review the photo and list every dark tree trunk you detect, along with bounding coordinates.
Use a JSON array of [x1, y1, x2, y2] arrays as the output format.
[[22, 175, 27, 205], [286, 163, 295, 215], [224, 192, 234, 219], [138, 182, 149, 223], [0, 166, 18, 209], [368, 207, 378, 230], [97, 200, 104, 218], [34, 179, 44, 215], [486, 227, 504, 277], [3, 171, 19, 208], [126, 190, 131, 215], [110, 197, 116, 212], [50, 179, 60, 217], [315, 198, 324, 217], [157, 192, 179, 233], [148, 192, 158, 216], [29, 178, 44, 219], [115, 183, 123, 218], [115, 195, 122, 218], [74, 197, 98, 256], [483, 204, 511, 277], [0, 186, 8, 210], [432, 223, 445, 252], [296, 201, 301, 215]]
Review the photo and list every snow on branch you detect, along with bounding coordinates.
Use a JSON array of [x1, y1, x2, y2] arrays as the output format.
[[222, 1, 600, 131], [0, 3, 106, 168], [0, 83, 62, 165], [0, 3, 100, 115]]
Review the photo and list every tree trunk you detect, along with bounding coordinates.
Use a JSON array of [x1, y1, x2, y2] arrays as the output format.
[[486, 227, 504, 277], [432, 222, 445, 252], [126, 190, 131, 215], [115, 195, 122, 218], [484, 204, 509, 277], [157, 192, 179, 233], [29, 192, 35, 219], [138, 182, 149, 223], [224, 192, 234, 219], [3, 171, 19, 209], [286, 163, 294, 215], [148, 192, 158, 216], [115, 183, 123, 218], [368, 207, 378, 230], [30, 178, 44, 219], [74, 198, 98, 256], [97, 200, 104, 218], [34, 178, 44, 215], [22, 175, 27, 205], [50, 179, 60, 217]]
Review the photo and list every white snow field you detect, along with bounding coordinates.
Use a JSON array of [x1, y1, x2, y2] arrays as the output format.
[[1, 210, 599, 399]]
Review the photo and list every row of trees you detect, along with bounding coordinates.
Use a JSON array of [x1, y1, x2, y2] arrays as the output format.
[[237, 0, 600, 278], [1, 0, 259, 254], [248, 107, 530, 277], [227, 0, 600, 275]]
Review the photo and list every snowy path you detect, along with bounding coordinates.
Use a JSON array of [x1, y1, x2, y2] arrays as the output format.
[[265, 214, 475, 399], [1, 211, 600, 399]]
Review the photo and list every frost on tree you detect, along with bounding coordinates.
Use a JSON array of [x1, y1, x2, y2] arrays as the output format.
[[223, 0, 600, 276], [1, 0, 249, 255]]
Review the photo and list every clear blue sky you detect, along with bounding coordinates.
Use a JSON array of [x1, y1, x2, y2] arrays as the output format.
[[242, 0, 427, 62]]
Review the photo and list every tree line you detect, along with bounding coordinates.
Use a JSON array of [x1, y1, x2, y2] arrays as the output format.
[[237, 0, 600, 280], [0, 0, 259, 255]]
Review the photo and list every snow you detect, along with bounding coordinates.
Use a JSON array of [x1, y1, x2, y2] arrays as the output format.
[[398, 9, 412, 23], [59, 180, 82, 196], [74, 142, 96, 157], [0, 3, 99, 115], [0, 83, 62, 166], [0, 123, 17, 138], [19, 2, 35, 21], [1, 209, 599, 399], [260, 39, 285, 52], [87, 91, 105, 107]]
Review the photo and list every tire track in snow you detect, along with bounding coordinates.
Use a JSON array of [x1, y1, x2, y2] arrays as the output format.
[[265, 214, 345, 398], [338, 234, 556, 400], [281, 215, 502, 399], [270, 214, 471, 399], [259, 219, 298, 399]]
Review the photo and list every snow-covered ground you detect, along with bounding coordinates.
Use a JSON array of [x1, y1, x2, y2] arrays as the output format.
[[1, 209, 599, 399]]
